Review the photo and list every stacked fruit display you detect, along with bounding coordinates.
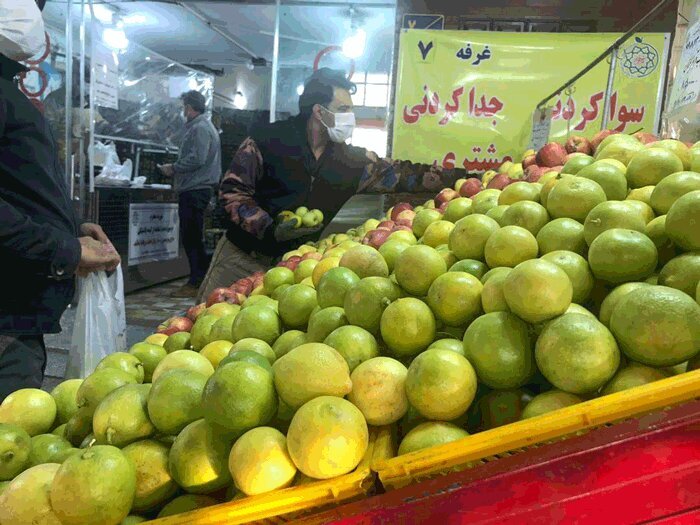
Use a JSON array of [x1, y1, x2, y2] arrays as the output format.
[[1, 131, 700, 525]]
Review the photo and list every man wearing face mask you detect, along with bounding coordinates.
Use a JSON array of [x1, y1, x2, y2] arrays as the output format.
[[0, 0, 121, 399], [158, 90, 221, 298], [197, 68, 396, 302]]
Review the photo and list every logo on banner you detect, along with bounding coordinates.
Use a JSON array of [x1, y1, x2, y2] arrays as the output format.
[[620, 37, 659, 78], [418, 40, 434, 61]]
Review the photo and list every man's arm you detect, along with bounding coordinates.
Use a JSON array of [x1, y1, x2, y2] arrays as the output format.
[[173, 124, 212, 174], [357, 150, 400, 194], [219, 138, 274, 240]]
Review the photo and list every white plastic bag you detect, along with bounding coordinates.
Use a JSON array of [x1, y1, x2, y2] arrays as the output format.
[[66, 265, 127, 378]]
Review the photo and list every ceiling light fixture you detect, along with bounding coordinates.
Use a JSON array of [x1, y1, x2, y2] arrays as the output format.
[[103, 27, 129, 50], [342, 28, 366, 59], [233, 91, 247, 109], [90, 4, 114, 24]]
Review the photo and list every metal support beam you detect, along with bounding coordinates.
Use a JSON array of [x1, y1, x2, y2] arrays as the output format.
[[270, 0, 281, 123], [177, 2, 259, 60]]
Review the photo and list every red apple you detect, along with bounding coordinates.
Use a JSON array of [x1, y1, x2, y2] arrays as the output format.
[[590, 130, 618, 152], [434, 188, 459, 208], [522, 154, 537, 169], [458, 178, 482, 198], [286, 256, 302, 271], [524, 165, 546, 183], [395, 209, 416, 223], [392, 224, 413, 232], [362, 228, 392, 249], [564, 135, 593, 155], [486, 174, 514, 190], [536, 142, 568, 168], [438, 201, 449, 213], [390, 203, 413, 221], [206, 287, 245, 308], [186, 303, 206, 322], [454, 178, 468, 192], [377, 220, 395, 230], [395, 217, 414, 228], [301, 252, 323, 261], [231, 278, 253, 296], [630, 132, 656, 145], [157, 316, 193, 336], [250, 271, 265, 289]]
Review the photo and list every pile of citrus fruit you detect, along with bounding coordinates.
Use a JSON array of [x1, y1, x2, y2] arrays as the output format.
[[1, 132, 699, 524]]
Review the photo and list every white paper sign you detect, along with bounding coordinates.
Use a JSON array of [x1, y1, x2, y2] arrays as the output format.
[[529, 106, 552, 150], [128, 203, 179, 266], [667, 20, 700, 113], [93, 43, 119, 110]]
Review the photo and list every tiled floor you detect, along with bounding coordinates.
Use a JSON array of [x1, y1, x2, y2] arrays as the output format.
[[125, 278, 196, 328], [42, 278, 197, 390]]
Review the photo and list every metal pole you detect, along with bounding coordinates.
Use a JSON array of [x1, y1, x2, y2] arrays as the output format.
[[600, 51, 618, 131], [78, 0, 86, 218], [64, 0, 73, 191], [270, 0, 281, 123], [88, 0, 96, 198]]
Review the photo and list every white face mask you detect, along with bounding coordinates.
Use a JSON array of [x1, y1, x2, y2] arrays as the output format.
[[321, 107, 356, 143], [0, 0, 46, 62]]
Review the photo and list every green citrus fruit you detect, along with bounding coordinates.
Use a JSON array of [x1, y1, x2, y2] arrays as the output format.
[[147, 369, 207, 436], [263, 267, 295, 295], [498, 181, 541, 205], [324, 325, 379, 372], [398, 422, 469, 456], [598, 282, 650, 327], [536, 218, 587, 256], [626, 148, 684, 188], [536, 314, 620, 394], [650, 171, 700, 215], [588, 229, 658, 284], [427, 272, 483, 326], [501, 201, 550, 236], [449, 259, 488, 280], [481, 268, 512, 313], [442, 198, 473, 223], [541, 250, 594, 304], [666, 190, 700, 251], [610, 285, 700, 366], [602, 363, 668, 395], [405, 349, 477, 421], [463, 312, 534, 389], [277, 285, 317, 330], [546, 176, 607, 221], [380, 298, 436, 357], [521, 390, 582, 419], [343, 277, 402, 334], [577, 161, 628, 200], [503, 259, 573, 323], [484, 225, 538, 268], [583, 201, 647, 245], [448, 214, 500, 261], [659, 253, 700, 297], [339, 245, 389, 279], [422, 220, 455, 248], [394, 244, 447, 297]]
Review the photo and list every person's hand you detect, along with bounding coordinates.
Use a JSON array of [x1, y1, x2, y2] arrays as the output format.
[[273, 218, 323, 243], [158, 164, 175, 176], [77, 237, 121, 277], [80, 222, 109, 244]]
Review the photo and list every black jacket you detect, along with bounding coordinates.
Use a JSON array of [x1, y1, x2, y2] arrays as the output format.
[[0, 55, 81, 334], [226, 115, 372, 257]]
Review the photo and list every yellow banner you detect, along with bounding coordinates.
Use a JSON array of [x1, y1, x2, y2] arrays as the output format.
[[392, 31, 668, 170]]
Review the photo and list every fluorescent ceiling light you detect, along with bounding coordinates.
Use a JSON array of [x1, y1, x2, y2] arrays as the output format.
[[90, 4, 114, 24], [233, 91, 247, 109], [122, 13, 147, 25], [342, 28, 366, 59], [103, 27, 129, 50]]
